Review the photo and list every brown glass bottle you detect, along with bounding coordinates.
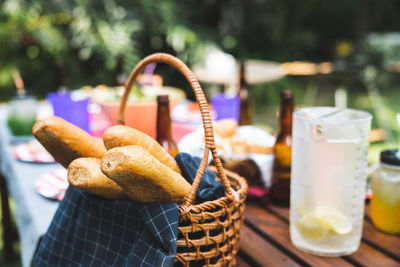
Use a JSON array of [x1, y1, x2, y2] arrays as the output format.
[[269, 90, 294, 206], [238, 61, 252, 125], [156, 95, 179, 157]]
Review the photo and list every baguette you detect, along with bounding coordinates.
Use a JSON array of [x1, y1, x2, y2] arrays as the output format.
[[32, 116, 107, 168], [68, 158, 126, 199], [103, 125, 181, 174], [101, 145, 191, 203]]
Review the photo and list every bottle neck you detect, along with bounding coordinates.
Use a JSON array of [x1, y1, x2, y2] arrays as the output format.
[[278, 97, 293, 137], [115, 56, 126, 86], [239, 61, 247, 91], [56, 61, 67, 91], [238, 61, 251, 125], [156, 101, 173, 141]]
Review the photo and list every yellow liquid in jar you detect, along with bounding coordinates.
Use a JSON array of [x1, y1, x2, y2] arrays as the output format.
[[370, 175, 400, 234]]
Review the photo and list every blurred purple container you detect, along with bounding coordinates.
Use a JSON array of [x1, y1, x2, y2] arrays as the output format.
[[211, 93, 240, 122], [47, 91, 90, 133]]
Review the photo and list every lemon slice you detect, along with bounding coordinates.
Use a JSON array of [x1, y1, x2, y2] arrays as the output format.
[[314, 206, 353, 235], [296, 215, 327, 241]]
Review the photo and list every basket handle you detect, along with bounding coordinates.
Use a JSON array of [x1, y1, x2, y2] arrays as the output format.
[[117, 53, 234, 208]]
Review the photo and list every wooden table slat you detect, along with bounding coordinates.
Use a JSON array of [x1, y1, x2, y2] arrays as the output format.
[[363, 204, 400, 260], [265, 204, 289, 220], [236, 255, 252, 267], [245, 203, 354, 267], [240, 224, 301, 267], [361, 219, 400, 261], [343, 242, 400, 267]]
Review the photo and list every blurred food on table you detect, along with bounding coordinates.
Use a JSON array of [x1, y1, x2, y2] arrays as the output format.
[[219, 158, 262, 187], [91, 84, 185, 138], [178, 118, 275, 187], [214, 119, 273, 156]]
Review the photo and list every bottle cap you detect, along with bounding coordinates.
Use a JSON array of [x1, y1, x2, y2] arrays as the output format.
[[380, 149, 400, 166], [281, 90, 293, 99], [157, 95, 169, 103]]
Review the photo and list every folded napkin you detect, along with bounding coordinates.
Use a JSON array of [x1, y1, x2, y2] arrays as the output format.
[[34, 153, 225, 267], [175, 153, 225, 202], [33, 186, 178, 267]]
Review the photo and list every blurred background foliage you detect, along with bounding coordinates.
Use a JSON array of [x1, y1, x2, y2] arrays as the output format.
[[1, 0, 400, 143], [1, 0, 400, 94]]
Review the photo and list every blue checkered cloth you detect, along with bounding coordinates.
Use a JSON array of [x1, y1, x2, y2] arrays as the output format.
[[33, 153, 225, 267], [175, 153, 225, 202], [33, 186, 178, 267]]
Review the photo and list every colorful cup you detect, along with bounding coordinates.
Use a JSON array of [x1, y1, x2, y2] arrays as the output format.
[[211, 93, 240, 122], [47, 91, 90, 133]]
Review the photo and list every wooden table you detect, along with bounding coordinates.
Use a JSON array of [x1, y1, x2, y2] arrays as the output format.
[[236, 201, 400, 267]]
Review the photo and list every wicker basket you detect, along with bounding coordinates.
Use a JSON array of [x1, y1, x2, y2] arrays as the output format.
[[117, 53, 248, 267]]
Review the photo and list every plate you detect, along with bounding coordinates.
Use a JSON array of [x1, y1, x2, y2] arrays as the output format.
[[13, 139, 55, 163], [35, 168, 68, 201]]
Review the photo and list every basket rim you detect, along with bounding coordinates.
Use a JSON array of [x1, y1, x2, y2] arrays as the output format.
[[178, 167, 248, 217]]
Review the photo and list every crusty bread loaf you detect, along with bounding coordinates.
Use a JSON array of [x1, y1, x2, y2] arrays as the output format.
[[101, 145, 191, 203], [68, 158, 126, 199], [32, 116, 106, 168], [103, 125, 181, 174]]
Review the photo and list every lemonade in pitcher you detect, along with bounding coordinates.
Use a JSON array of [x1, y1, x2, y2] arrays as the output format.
[[290, 107, 372, 256]]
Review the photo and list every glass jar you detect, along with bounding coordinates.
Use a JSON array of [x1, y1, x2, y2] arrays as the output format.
[[7, 95, 37, 136], [370, 149, 400, 234]]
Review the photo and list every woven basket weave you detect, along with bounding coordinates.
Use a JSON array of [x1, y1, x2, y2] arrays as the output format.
[[118, 53, 248, 267]]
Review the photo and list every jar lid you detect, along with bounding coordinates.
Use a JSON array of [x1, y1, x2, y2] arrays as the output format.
[[380, 149, 400, 166]]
